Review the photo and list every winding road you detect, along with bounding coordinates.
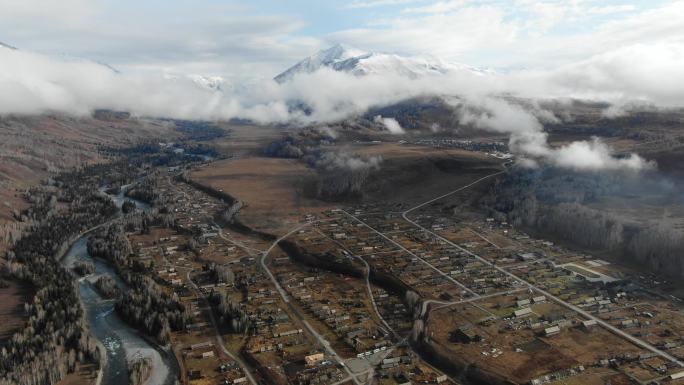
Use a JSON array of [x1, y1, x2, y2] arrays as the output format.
[[314, 228, 400, 340], [185, 156, 684, 385], [211, 220, 370, 384], [340, 208, 478, 298], [258, 223, 370, 385], [185, 270, 259, 385]]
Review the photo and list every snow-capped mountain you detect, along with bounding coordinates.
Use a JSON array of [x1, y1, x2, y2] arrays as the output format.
[[274, 43, 490, 82], [274, 44, 366, 82]]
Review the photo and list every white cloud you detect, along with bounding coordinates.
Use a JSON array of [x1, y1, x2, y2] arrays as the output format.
[[332, 5, 520, 60], [0, 1, 322, 78], [346, 0, 420, 8], [587, 4, 636, 15], [0, 0, 101, 29], [539, 43, 684, 106], [2, 28, 683, 172], [1, 0, 682, 176], [453, 98, 654, 171], [552, 138, 654, 171], [331, 1, 684, 70], [0, 0, 681, 79], [374, 115, 406, 134], [401, 0, 467, 14]]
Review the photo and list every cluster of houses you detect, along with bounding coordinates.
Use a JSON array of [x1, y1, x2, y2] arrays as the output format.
[[317, 211, 523, 303], [276, 261, 395, 355], [412, 138, 508, 154]]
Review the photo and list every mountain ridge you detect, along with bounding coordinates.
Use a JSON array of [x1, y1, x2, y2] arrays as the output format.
[[0, 41, 17, 50], [274, 43, 490, 82]]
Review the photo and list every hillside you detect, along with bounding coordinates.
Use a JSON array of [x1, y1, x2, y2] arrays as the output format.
[[0, 114, 176, 252]]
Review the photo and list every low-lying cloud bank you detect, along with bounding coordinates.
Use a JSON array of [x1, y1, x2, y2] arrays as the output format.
[[453, 97, 656, 171], [2, 43, 682, 171], [373, 115, 405, 134]]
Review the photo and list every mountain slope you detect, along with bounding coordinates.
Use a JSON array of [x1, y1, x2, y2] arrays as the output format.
[[0, 41, 17, 50], [274, 44, 365, 82]]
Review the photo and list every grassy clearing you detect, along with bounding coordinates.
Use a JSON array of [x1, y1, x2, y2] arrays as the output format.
[[0, 278, 33, 346]]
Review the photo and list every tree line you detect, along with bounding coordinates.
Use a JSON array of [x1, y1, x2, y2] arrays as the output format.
[[87, 220, 188, 345], [263, 131, 381, 199], [1, 140, 207, 384], [0, 170, 119, 385], [115, 274, 187, 344], [482, 167, 684, 279]]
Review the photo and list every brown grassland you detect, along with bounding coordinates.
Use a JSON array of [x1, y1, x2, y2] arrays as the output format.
[[0, 278, 33, 345], [191, 140, 504, 235], [191, 156, 334, 235]]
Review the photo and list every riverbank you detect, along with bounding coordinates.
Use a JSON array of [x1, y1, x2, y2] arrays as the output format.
[[60, 183, 178, 385], [64, 237, 180, 385]]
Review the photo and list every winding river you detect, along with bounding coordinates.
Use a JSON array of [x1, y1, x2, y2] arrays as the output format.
[[61, 183, 178, 385]]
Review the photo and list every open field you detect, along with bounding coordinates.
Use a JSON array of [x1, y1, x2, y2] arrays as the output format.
[[546, 368, 630, 385], [354, 142, 503, 206], [208, 123, 285, 157], [54, 364, 99, 385], [426, 295, 642, 384], [191, 156, 333, 234], [190, 142, 504, 235], [0, 278, 33, 345]]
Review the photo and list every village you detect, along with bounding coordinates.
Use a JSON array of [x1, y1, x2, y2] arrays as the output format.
[[296, 203, 684, 385], [115, 167, 457, 385], [106, 149, 684, 385], [4, 132, 684, 385]]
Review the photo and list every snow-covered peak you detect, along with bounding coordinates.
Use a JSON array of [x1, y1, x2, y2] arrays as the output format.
[[275, 44, 490, 82], [274, 43, 367, 83], [187, 74, 228, 91], [314, 43, 367, 65]]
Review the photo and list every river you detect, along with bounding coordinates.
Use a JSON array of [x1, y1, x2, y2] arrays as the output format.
[[106, 183, 152, 212], [62, 183, 178, 385]]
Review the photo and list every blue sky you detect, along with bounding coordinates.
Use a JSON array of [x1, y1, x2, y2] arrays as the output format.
[[0, 0, 681, 77]]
